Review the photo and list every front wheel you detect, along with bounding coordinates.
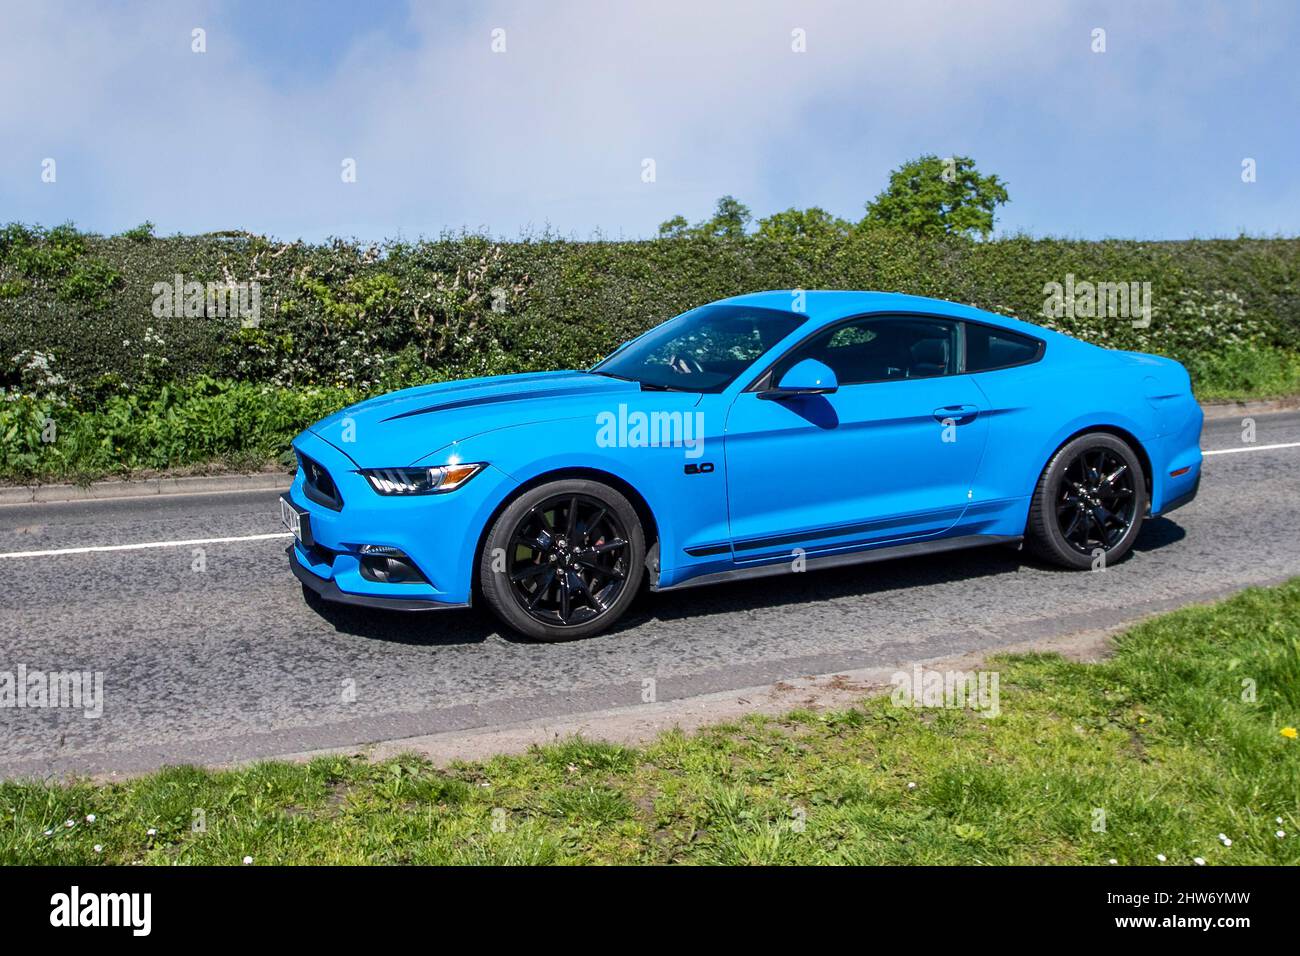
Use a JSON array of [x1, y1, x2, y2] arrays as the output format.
[[1025, 433, 1148, 570], [479, 479, 645, 641]]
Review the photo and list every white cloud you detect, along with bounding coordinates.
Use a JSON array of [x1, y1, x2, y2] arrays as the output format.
[[1, 0, 1296, 239]]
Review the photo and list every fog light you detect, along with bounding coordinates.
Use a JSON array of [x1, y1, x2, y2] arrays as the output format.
[[358, 548, 429, 585]]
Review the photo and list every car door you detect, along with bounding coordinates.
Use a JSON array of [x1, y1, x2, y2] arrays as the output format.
[[722, 314, 989, 563]]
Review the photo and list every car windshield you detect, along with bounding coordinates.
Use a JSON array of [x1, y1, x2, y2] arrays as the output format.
[[591, 304, 806, 392]]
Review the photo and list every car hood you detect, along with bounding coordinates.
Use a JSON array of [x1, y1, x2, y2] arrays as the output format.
[[307, 370, 648, 467]]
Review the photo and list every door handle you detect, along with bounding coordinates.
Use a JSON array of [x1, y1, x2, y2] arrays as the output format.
[[933, 404, 979, 425]]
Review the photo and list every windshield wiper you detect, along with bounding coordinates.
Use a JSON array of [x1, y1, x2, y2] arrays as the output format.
[[589, 370, 690, 392]]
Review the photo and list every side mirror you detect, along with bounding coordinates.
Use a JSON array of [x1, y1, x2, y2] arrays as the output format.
[[759, 359, 838, 399]]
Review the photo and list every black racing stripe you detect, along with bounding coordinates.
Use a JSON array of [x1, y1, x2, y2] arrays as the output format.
[[732, 505, 967, 553], [352, 372, 574, 415], [380, 383, 630, 422], [683, 543, 730, 557]]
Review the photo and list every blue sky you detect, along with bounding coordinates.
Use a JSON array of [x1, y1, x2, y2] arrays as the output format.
[[2, 0, 1297, 241]]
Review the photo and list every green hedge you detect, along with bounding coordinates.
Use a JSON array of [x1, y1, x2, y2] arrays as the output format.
[[2, 224, 1297, 399], [1, 224, 1297, 481]]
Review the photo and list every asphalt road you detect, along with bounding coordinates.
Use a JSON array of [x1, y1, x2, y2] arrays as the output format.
[[3, 411, 1299, 779]]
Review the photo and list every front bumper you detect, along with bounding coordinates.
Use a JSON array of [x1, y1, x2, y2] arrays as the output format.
[[288, 546, 468, 611], [284, 428, 512, 610]]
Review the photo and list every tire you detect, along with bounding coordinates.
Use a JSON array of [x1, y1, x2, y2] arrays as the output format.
[[479, 479, 646, 641], [1025, 432, 1148, 570]]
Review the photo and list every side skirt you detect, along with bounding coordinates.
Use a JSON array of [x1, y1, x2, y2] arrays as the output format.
[[652, 533, 1023, 593]]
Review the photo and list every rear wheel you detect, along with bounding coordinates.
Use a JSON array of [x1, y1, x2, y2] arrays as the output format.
[[1025, 433, 1147, 570], [479, 479, 645, 641]]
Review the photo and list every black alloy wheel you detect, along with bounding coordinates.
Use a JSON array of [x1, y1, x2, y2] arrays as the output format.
[[506, 493, 630, 626], [480, 479, 646, 641], [1025, 432, 1148, 570], [1054, 446, 1139, 554]]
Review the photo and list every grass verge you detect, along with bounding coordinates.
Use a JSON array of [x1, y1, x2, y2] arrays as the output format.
[[0, 377, 358, 485], [1183, 346, 1300, 402], [3, 581, 1299, 865]]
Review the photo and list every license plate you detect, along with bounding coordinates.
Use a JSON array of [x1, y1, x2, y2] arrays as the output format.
[[280, 496, 313, 547]]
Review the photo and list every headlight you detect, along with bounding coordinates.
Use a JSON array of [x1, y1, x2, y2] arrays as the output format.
[[359, 463, 485, 495]]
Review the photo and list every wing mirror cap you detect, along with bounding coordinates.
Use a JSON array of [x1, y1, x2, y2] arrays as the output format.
[[760, 359, 838, 399]]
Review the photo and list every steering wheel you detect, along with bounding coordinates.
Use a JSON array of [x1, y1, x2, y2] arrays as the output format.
[[665, 353, 705, 375]]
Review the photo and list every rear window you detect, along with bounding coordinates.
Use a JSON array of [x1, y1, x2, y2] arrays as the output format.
[[965, 324, 1042, 372]]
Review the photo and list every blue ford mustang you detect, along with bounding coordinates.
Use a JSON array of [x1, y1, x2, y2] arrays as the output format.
[[282, 291, 1202, 641]]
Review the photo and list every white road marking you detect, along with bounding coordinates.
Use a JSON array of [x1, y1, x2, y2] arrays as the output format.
[[0, 532, 293, 560], [1203, 441, 1300, 457], [0, 440, 1294, 560]]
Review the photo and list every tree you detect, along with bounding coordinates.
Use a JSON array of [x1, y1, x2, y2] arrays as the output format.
[[699, 195, 752, 238], [756, 206, 851, 241], [656, 196, 753, 240], [862, 155, 1009, 239], [656, 215, 689, 239]]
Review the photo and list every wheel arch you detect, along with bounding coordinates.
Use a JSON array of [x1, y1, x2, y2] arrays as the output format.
[[1042, 423, 1154, 513]]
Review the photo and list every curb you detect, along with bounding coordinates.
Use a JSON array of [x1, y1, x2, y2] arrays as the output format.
[[1198, 397, 1300, 420], [0, 473, 292, 506], [0, 399, 1295, 507]]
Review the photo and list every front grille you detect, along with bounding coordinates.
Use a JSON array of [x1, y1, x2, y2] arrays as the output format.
[[299, 454, 343, 511]]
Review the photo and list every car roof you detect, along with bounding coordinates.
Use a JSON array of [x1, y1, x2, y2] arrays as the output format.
[[713, 290, 1059, 341]]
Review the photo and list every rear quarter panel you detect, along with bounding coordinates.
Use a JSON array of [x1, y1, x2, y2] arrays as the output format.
[[968, 335, 1167, 529]]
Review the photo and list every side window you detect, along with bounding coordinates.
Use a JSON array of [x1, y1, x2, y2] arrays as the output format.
[[964, 323, 1042, 372], [773, 316, 959, 386]]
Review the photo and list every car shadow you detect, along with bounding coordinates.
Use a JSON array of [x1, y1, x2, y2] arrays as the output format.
[[632, 517, 1190, 626], [299, 585, 513, 646], [628, 543, 1025, 627], [1132, 515, 1187, 553], [300, 518, 1189, 645]]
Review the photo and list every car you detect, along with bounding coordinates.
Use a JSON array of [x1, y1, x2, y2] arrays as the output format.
[[282, 290, 1202, 641]]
